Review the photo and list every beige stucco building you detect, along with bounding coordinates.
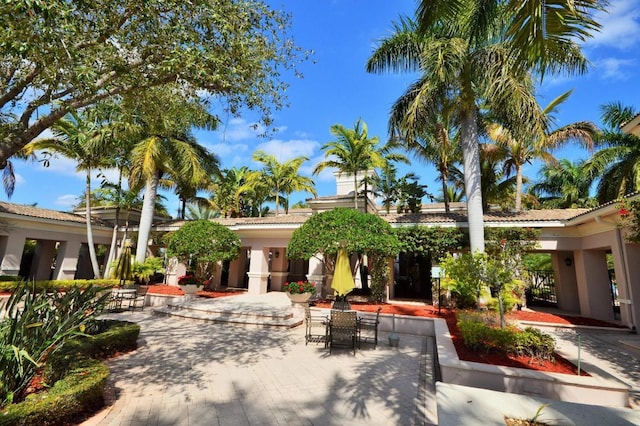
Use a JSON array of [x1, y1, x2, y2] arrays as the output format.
[[1, 172, 639, 331]]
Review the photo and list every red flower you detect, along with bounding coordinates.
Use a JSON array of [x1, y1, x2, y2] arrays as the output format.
[[619, 207, 630, 217]]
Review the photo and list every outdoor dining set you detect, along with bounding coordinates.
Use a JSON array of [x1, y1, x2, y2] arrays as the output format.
[[304, 305, 382, 355]]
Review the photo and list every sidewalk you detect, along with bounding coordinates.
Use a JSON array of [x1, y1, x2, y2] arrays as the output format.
[[82, 310, 435, 426]]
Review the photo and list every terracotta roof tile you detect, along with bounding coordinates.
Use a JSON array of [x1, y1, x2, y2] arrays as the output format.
[[0, 201, 107, 225]]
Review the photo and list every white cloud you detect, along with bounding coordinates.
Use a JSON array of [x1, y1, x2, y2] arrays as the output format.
[[13, 173, 25, 187], [254, 138, 320, 161], [54, 194, 79, 209], [588, 0, 640, 50], [596, 57, 636, 80]]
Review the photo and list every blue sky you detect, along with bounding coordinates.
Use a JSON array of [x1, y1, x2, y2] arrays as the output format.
[[7, 0, 640, 215]]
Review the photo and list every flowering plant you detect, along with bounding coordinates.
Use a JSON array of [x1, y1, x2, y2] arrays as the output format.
[[284, 280, 316, 295], [177, 272, 203, 287]]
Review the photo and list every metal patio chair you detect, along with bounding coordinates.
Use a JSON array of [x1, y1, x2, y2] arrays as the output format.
[[304, 305, 329, 346], [357, 307, 382, 349], [328, 309, 358, 355]]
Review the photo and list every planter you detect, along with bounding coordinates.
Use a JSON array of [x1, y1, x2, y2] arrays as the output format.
[[178, 284, 200, 296], [286, 292, 313, 304]]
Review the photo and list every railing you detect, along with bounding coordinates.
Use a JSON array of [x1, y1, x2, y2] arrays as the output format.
[[525, 269, 557, 306]]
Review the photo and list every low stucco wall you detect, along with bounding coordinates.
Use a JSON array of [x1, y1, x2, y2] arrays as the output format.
[[433, 319, 630, 407]]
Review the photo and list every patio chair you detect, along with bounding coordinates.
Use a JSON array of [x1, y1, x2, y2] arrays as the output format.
[[105, 292, 123, 313], [328, 310, 358, 355], [304, 305, 329, 346], [358, 307, 382, 349], [129, 286, 148, 311]]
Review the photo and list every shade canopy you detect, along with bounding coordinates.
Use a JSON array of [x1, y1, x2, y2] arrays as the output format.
[[331, 247, 355, 296]]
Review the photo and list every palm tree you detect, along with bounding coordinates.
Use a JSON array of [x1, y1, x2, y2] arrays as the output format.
[[584, 102, 640, 203], [124, 88, 219, 264], [245, 150, 317, 216], [486, 90, 596, 211], [529, 159, 597, 208], [27, 111, 107, 278], [185, 203, 221, 220], [166, 144, 219, 219], [314, 118, 406, 210], [368, 1, 603, 252], [367, 164, 400, 214]]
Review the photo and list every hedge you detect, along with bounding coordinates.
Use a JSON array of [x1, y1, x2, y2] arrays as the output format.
[[0, 279, 121, 293], [0, 320, 140, 426]]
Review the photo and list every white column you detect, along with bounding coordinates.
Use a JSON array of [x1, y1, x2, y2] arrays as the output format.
[[307, 254, 325, 297], [247, 246, 269, 295], [0, 231, 26, 276], [53, 239, 82, 280], [32, 240, 57, 281]]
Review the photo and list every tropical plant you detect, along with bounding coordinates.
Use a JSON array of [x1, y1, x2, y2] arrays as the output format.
[[585, 102, 640, 203], [529, 159, 597, 208], [395, 226, 465, 264], [0, 282, 109, 405], [185, 203, 221, 220], [287, 208, 401, 301], [166, 220, 241, 287], [395, 173, 430, 213], [244, 150, 317, 215], [125, 88, 220, 263], [368, 0, 604, 252], [313, 119, 406, 210], [0, 0, 305, 167], [26, 110, 107, 278], [486, 90, 596, 211]]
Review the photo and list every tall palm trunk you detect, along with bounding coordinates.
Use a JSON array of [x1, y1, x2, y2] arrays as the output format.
[[515, 164, 523, 211], [440, 169, 450, 213], [460, 109, 485, 253], [105, 167, 124, 276], [136, 170, 160, 263], [353, 174, 358, 209], [84, 172, 101, 278]]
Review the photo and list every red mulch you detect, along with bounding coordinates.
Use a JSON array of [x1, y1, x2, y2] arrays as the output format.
[[314, 300, 600, 375]]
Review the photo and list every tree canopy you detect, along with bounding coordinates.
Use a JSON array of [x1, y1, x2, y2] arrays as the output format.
[[167, 220, 241, 279], [287, 208, 400, 273], [0, 0, 305, 167]]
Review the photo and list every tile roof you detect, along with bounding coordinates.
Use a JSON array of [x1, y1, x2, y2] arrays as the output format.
[[381, 208, 589, 224], [0, 202, 107, 226]]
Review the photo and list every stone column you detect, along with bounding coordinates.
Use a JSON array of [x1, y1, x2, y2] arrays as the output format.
[[227, 248, 247, 288], [247, 246, 269, 295], [0, 231, 26, 277], [32, 240, 57, 281], [270, 247, 288, 291], [574, 249, 616, 322], [551, 251, 580, 313], [52, 239, 82, 280], [307, 254, 325, 297]]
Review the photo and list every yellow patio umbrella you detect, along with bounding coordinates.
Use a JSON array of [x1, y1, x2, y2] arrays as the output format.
[[332, 247, 355, 297]]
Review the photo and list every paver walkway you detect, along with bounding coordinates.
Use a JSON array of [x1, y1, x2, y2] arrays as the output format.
[[82, 311, 435, 426]]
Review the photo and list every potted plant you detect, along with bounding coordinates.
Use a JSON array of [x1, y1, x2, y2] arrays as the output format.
[[284, 280, 317, 303], [177, 272, 204, 295]]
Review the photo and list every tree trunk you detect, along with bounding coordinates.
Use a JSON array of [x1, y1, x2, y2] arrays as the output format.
[[353, 174, 358, 209], [84, 172, 101, 278], [460, 111, 485, 253], [515, 164, 523, 212], [441, 171, 450, 213], [136, 170, 160, 264], [105, 168, 124, 277]]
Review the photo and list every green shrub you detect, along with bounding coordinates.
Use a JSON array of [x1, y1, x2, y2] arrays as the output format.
[[0, 283, 110, 405], [0, 319, 139, 425], [458, 316, 555, 362], [0, 279, 119, 293], [0, 358, 108, 426], [513, 327, 555, 363]]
